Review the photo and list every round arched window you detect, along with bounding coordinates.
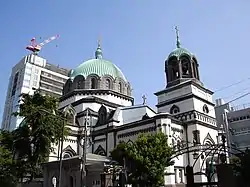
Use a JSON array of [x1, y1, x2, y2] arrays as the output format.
[[170, 105, 180, 114], [203, 104, 209, 114]]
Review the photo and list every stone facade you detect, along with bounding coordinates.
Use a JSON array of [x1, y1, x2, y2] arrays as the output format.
[[44, 32, 220, 186]]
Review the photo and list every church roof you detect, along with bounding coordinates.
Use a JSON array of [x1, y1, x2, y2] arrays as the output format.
[[69, 41, 127, 82]]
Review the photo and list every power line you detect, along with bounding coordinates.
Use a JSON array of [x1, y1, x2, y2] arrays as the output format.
[[214, 77, 250, 93], [222, 86, 250, 100]]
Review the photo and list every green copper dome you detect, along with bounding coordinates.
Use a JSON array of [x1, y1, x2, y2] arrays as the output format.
[[168, 47, 192, 59], [70, 43, 127, 81], [167, 26, 193, 60]]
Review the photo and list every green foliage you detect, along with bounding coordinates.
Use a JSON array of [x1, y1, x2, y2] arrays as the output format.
[[110, 132, 174, 187], [0, 132, 17, 187], [0, 91, 70, 183]]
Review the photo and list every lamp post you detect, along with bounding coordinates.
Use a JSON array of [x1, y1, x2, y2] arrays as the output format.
[[58, 105, 76, 187], [80, 108, 92, 187], [40, 105, 76, 187]]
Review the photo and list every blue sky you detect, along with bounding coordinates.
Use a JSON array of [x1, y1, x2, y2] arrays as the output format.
[[1, 1, 250, 120]]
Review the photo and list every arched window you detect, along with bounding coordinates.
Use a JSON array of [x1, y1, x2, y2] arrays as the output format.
[[77, 80, 81, 89], [118, 82, 122, 93], [106, 79, 111, 89], [98, 105, 107, 125], [63, 79, 72, 95], [170, 105, 180, 114], [73, 75, 85, 89], [127, 86, 130, 96], [181, 57, 190, 76], [203, 104, 209, 114], [91, 78, 97, 89]]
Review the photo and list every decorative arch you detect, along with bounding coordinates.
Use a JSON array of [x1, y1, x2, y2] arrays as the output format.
[[73, 75, 85, 89], [98, 105, 107, 125], [179, 54, 191, 61], [170, 105, 180, 114], [127, 140, 134, 145], [62, 145, 77, 159], [94, 145, 106, 156], [203, 133, 215, 145], [63, 79, 73, 95]]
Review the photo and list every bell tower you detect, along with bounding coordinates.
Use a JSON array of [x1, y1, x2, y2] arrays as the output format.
[[155, 26, 219, 184], [155, 26, 216, 119], [166, 26, 201, 88]]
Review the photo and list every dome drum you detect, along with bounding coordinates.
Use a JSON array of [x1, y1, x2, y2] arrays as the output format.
[[63, 74, 132, 96]]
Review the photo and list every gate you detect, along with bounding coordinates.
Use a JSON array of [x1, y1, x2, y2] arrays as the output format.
[[171, 134, 240, 187]]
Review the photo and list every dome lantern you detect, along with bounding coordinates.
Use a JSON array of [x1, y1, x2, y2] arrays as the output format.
[[95, 37, 103, 59]]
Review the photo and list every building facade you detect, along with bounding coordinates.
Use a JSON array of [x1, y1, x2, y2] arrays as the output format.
[[47, 30, 220, 187], [1, 54, 70, 130], [215, 99, 250, 153]]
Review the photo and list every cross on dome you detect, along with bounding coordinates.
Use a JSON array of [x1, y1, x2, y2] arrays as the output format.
[[142, 95, 147, 105], [175, 26, 181, 48]]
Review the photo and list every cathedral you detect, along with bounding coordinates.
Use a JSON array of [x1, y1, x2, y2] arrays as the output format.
[[43, 28, 220, 187]]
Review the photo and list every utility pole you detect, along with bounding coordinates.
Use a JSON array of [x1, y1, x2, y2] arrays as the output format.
[[58, 115, 66, 187], [81, 108, 89, 187], [223, 110, 232, 158]]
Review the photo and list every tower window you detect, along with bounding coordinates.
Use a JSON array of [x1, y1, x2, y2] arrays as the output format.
[[203, 104, 209, 114], [91, 78, 97, 89], [170, 105, 180, 114], [181, 58, 190, 76]]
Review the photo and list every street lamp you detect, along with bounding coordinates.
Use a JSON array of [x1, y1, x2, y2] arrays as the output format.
[[80, 108, 93, 187]]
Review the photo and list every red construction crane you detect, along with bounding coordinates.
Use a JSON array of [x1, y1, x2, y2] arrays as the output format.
[[26, 34, 59, 54]]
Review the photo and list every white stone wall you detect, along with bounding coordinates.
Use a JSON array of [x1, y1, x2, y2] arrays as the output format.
[[59, 94, 132, 109]]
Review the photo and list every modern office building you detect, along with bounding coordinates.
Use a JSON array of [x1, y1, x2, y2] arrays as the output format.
[[1, 54, 70, 130], [215, 98, 250, 152]]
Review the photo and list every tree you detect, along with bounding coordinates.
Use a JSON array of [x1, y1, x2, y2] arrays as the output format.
[[0, 131, 17, 187], [110, 132, 174, 187], [11, 91, 70, 181]]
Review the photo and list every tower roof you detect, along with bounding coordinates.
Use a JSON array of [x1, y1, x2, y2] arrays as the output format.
[[167, 26, 194, 60]]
